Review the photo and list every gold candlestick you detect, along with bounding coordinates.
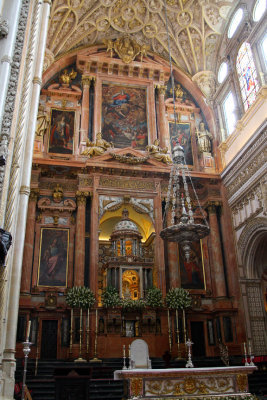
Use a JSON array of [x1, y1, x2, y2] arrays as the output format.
[[69, 308, 73, 357], [75, 308, 86, 362], [86, 308, 90, 357], [90, 308, 102, 362], [175, 309, 182, 360], [167, 309, 172, 354], [183, 309, 187, 344]]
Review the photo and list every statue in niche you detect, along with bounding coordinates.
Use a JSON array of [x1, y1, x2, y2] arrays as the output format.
[[82, 132, 113, 158], [35, 107, 50, 137], [59, 68, 77, 86], [170, 84, 184, 100], [146, 139, 172, 164], [196, 122, 213, 153]]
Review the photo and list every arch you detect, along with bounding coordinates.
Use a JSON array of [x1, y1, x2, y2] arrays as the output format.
[[238, 217, 267, 278]]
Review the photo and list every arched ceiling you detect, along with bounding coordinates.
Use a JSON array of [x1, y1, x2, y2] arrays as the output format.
[[47, 0, 237, 77]]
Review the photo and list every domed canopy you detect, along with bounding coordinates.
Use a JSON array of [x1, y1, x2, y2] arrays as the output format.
[[112, 209, 140, 236]]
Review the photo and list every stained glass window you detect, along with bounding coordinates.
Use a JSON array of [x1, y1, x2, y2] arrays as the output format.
[[236, 42, 259, 111]]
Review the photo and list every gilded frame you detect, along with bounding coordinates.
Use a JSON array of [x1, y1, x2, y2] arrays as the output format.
[[48, 108, 75, 154]]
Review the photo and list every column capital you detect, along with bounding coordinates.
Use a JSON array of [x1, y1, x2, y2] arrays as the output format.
[[207, 201, 222, 214], [155, 84, 167, 95], [82, 75, 95, 87], [76, 190, 89, 206], [29, 188, 39, 202]]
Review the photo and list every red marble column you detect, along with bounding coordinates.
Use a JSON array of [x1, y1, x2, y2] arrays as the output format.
[[80, 75, 92, 146], [208, 202, 226, 298], [154, 181, 166, 296], [157, 85, 169, 149], [74, 191, 88, 286], [168, 242, 180, 288], [20, 189, 38, 293], [90, 177, 99, 297]]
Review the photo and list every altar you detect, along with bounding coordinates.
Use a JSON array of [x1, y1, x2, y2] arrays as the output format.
[[114, 366, 256, 399]]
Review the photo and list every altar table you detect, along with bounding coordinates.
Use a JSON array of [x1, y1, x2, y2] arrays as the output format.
[[114, 366, 256, 399]]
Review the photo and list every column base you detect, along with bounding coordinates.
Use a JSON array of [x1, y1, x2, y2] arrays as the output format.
[[0, 353, 16, 400]]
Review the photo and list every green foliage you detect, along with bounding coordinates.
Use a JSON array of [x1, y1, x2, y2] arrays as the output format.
[[145, 287, 164, 308], [102, 286, 121, 308], [165, 287, 192, 310], [66, 286, 95, 309], [121, 298, 146, 312]]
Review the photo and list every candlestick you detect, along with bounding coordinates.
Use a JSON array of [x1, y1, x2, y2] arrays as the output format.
[[185, 339, 194, 368], [175, 309, 181, 360], [122, 345, 127, 370], [26, 320, 31, 341], [89, 308, 102, 363], [128, 344, 132, 370], [167, 309, 172, 354], [243, 342, 249, 366], [123, 344, 126, 357]]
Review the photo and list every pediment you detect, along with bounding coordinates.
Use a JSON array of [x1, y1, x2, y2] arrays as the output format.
[[85, 147, 171, 168]]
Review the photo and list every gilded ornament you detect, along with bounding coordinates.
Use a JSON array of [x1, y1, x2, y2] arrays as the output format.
[[236, 374, 247, 392], [183, 378, 197, 394], [110, 152, 148, 164], [59, 68, 77, 85], [82, 132, 113, 158], [103, 36, 149, 64], [52, 184, 64, 203], [130, 378, 143, 397], [146, 139, 172, 164], [170, 84, 184, 99]]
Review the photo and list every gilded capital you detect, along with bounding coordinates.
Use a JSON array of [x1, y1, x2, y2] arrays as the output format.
[[82, 75, 94, 87], [207, 201, 222, 214], [29, 189, 39, 202], [156, 85, 167, 96], [76, 191, 89, 206]]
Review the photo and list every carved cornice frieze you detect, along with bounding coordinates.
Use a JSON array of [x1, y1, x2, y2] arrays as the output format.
[[99, 176, 155, 191], [37, 197, 76, 212]]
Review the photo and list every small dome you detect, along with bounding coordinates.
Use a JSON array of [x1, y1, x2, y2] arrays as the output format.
[[112, 209, 139, 234]]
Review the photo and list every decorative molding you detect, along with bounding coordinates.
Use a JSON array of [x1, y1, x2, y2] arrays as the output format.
[[238, 217, 267, 261], [0, 0, 31, 196], [99, 177, 155, 191], [19, 186, 30, 196]]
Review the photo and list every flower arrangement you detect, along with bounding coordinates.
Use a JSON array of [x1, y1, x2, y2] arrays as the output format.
[[145, 287, 164, 308], [121, 298, 146, 312], [66, 286, 95, 309], [102, 286, 121, 308], [165, 287, 192, 310]]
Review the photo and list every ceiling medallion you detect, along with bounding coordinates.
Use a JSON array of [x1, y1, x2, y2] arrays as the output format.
[[103, 36, 149, 64]]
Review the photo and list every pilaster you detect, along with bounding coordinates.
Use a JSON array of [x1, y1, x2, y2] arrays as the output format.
[[74, 191, 88, 286]]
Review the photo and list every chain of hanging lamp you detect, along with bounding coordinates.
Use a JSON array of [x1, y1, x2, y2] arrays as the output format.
[[160, 0, 210, 262]]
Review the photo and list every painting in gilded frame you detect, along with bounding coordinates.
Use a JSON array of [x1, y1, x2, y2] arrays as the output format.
[[169, 122, 193, 165], [37, 228, 69, 287], [179, 240, 205, 291], [101, 83, 148, 149], [48, 109, 75, 154]]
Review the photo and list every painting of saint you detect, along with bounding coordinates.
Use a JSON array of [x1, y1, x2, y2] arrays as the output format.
[[169, 122, 193, 165], [38, 228, 69, 287], [102, 84, 148, 149], [48, 109, 75, 154], [179, 240, 205, 291]]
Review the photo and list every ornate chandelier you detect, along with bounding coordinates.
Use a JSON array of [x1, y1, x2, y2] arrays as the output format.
[[160, 0, 210, 261]]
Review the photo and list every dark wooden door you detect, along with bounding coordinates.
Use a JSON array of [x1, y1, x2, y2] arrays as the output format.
[[190, 321, 206, 357], [41, 320, 58, 359]]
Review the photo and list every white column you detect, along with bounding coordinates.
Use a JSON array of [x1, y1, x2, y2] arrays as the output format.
[[1, 1, 51, 398], [0, 0, 22, 126]]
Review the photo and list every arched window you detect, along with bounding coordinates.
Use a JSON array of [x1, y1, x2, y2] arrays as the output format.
[[236, 42, 259, 111], [253, 0, 266, 22], [228, 8, 243, 38], [223, 91, 237, 135], [218, 62, 228, 83]]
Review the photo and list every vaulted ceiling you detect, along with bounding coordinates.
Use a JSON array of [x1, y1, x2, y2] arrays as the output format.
[[47, 0, 238, 77]]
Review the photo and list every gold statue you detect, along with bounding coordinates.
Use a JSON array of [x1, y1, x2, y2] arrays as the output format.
[[103, 36, 149, 64], [170, 84, 184, 99], [35, 108, 50, 137], [146, 139, 172, 164], [82, 132, 113, 158], [59, 68, 77, 85], [52, 184, 64, 203], [196, 122, 213, 153]]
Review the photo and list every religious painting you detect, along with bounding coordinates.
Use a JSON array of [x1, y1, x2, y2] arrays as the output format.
[[101, 83, 148, 149], [37, 228, 69, 288], [179, 240, 205, 291], [48, 109, 75, 154], [169, 122, 193, 165]]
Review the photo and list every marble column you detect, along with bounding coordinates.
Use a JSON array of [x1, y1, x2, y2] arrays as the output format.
[[74, 191, 88, 286], [90, 177, 99, 296], [80, 75, 94, 148], [2, 1, 51, 398], [156, 85, 169, 149], [154, 181, 166, 296], [208, 202, 226, 298], [20, 189, 39, 294]]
